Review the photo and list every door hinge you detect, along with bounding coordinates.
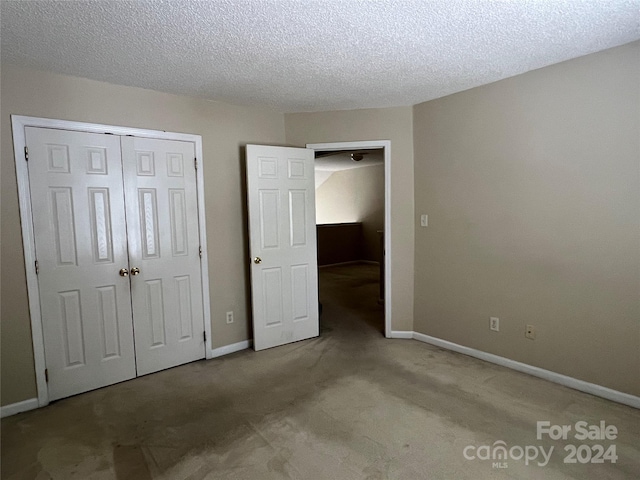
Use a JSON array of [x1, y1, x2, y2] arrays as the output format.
[[24, 146, 29, 161], [203, 331, 207, 343], [45, 369, 49, 382], [35, 260, 39, 274], [199, 246, 202, 259], [194, 157, 198, 170]]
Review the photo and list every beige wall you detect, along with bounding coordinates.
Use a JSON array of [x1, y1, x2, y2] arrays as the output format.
[[4, 42, 636, 406], [1, 65, 286, 406], [413, 41, 640, 396], [285, 107, 415, 332], [316, 164, 385, 262]]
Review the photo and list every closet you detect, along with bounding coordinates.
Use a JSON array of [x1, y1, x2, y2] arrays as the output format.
[[20, 122, 207, 401]]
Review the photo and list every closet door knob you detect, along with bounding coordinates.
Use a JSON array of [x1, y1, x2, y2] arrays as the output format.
[[130, 267, 141, 276], [254, 257, 262, 264], [119, 268, 129, 277]]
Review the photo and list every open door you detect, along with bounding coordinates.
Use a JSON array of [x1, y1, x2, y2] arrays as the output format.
[[246, 145, 319, 351]]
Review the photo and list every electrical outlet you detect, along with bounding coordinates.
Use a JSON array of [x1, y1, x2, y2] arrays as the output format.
[[226, 311, 234, 324], [525, 324, 536, 340], [490, 317, 499, 332]]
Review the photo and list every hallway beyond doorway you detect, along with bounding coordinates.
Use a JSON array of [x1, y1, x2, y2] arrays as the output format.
[[319, 263, 384, 337]]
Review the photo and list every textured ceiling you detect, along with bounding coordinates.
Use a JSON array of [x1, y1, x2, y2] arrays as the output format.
[[2, 0, 639, 112]]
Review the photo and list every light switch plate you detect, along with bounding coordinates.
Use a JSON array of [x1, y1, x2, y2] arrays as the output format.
[[420, 214, 428, 227]]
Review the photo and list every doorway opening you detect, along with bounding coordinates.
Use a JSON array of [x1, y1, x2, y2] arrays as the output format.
[[306, 141, 391, 338]]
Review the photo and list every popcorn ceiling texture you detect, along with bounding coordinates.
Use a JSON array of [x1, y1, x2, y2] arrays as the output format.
[[1, 0, 639, 112]]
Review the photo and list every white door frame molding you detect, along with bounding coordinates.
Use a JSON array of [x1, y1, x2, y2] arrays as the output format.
[[306, 140, 392, 338], [11, 115, 213, 408]]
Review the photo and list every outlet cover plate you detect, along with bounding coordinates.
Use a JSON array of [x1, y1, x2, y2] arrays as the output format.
[[490, 317, 499, 332], [525, 324, 536, 340]]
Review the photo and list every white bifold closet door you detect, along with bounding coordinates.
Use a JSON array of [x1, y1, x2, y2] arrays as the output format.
[[27, 127, 136, 401], [121, 136, 205, 376], [26, 126, 205, 401]]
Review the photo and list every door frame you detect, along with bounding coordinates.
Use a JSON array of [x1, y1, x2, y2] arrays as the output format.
[[11, 115, 213, 407], [306, 140, 392, 338]]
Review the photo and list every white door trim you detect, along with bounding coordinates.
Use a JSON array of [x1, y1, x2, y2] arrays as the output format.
[[11, 115, 213, 408], [306, 140, 392, 339]]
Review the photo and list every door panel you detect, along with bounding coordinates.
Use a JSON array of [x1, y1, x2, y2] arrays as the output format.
[[121, 137, 205, 376], [26, 127, 136, 401], [246, 145, 319, 351]]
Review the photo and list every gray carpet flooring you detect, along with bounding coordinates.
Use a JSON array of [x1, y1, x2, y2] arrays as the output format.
[[2, 263, 639, 479]]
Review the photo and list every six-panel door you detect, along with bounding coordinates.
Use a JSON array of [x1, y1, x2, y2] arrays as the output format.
[[121, 136, 205, 376], [26, 127, 137, 401], [26, 126, 206, 400], [246, 145, 319, 351]]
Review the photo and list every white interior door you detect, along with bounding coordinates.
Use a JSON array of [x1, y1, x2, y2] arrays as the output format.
[[246, 145, 319, 351], [121, 136, 205, 375], [26, 127, 136, 401]]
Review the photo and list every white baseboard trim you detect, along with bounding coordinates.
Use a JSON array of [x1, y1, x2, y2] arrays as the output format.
[[409, 332, 640, 409], [1, 397, 39, 418], [390, 330, 414, 339], [210, 340, 252, 359]]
